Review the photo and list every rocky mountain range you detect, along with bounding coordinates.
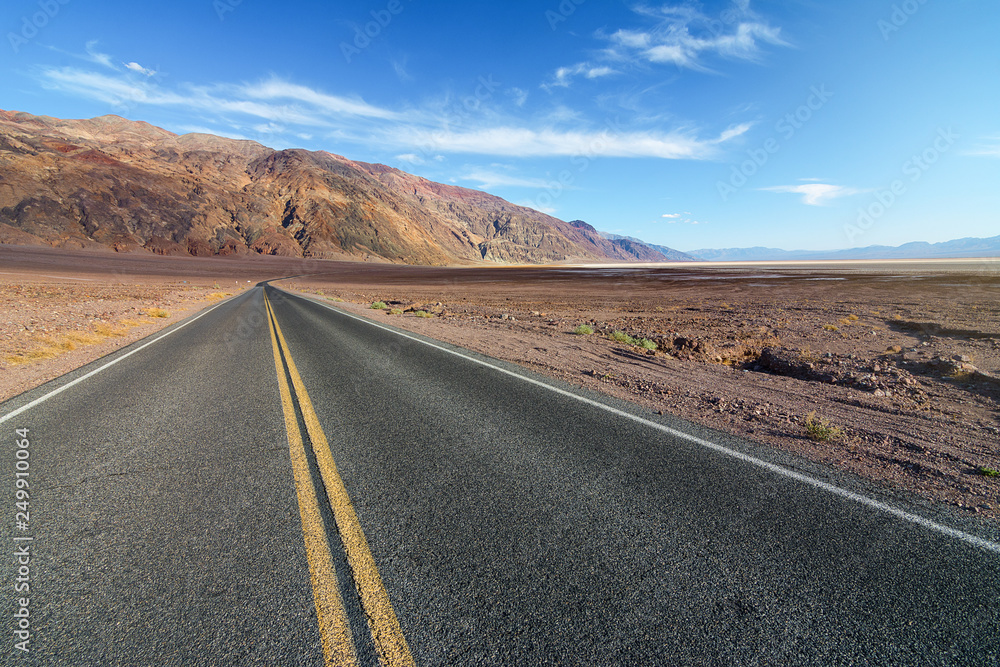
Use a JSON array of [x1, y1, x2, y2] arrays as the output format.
[[0, 110, 688, 265], [595, 230, 698, 262], [688, 236, 1000, 262]]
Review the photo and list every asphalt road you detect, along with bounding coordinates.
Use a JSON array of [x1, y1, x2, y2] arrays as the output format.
[[2, 285, 998, 666]]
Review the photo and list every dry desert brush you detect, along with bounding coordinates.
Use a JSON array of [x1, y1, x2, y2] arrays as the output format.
[[804, 411, 842, 442]]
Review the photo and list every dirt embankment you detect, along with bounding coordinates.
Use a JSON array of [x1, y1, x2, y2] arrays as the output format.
[[0, 281, 239, 402], [281, 265, 1000, 519]]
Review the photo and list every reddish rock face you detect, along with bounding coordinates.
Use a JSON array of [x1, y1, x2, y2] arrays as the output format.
[[0, 110, 685, 265]]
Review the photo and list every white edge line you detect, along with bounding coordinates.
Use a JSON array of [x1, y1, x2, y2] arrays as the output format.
[[0, 298, 231, 427], [284, 289, 1000, 556]]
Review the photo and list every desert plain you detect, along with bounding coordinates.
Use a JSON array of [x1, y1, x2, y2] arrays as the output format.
[[2, 245, 998, 521]]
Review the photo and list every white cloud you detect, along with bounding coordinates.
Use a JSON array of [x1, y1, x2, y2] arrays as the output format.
[[124, 62, 157, 77], [45, 40, 115, 69], [38, 68, 161, 108], [760, 183, 865, 206], [36, 68, 391, 126], [540, 105, 585, 124], [84, 40, 114, 69], [508, 87, 529, 108], [459, 168, 557, 190], [612, 29, 652, 49], [629, 3, 788, 69], [391, 57, 413, 82], [716, 122, 754, 143], [253, 122, 286, 135], [549, 63, 619, 88], [387, 125, 735, 159], [395, 153, 424, 165], [553, 1, 790, 84], [663, 215, 706, 225], [644, 44, 693, 68], [966, 138, 1000, 157], [515, 200, 557, 215], [239, 77, 400, 120], [34, 64, 746, 161]]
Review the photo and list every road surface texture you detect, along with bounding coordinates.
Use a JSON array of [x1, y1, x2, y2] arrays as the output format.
[[2, 285, 998, 665]]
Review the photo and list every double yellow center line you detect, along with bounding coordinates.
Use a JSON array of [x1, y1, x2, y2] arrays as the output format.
[[265, 291, 414, 667]]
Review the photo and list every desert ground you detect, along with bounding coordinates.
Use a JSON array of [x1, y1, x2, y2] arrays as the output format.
[[2, 245, 998, 519]]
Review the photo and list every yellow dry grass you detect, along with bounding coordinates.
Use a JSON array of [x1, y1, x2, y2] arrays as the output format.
[[93, 322, 128, 337], [3, 318, 149, 366]]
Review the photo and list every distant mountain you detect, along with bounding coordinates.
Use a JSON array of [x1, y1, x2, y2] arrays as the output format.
[[687, 247, 810, 262], [688, 236, 1000, 262], [0, 110, 670, 265], [644, 242, 699, 263], [574, 225, 696, 262]]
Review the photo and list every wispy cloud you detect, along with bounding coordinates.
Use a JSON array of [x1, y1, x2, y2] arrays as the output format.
[[549, 1, 789, 87], [760, 183, 865, 206], [549, 63, 619, 88], [507, 87, 529, 108], [515, 200, 557, 215], [716, 122, 754, 142], [391, 57, 413, 83], [384, 124, 742, 159], [34, 59, 747, 160], [83, 40, 115, 69], [663, 213, 705, 225], [238, 77, 401, 120], [44, 40, 117, 69], [459, 167, 558, 190], [395, 153, 425, 165], [966, 137, 1000, 157], [36, 67, 397, 125]]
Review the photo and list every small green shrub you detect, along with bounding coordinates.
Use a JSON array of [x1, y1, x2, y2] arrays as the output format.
[[389, 308, 404, 315], [608, 330, 658, 351], [370, 301, 387, 310], [414, 310, 434, 318], [573, 324, 594, 335], [976, 466, 999, 478], [611, 330, 637, 345], [804, 411, 842, 442]]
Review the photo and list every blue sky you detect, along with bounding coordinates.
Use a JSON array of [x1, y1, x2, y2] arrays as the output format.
[[3, 0, 998, 252]]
